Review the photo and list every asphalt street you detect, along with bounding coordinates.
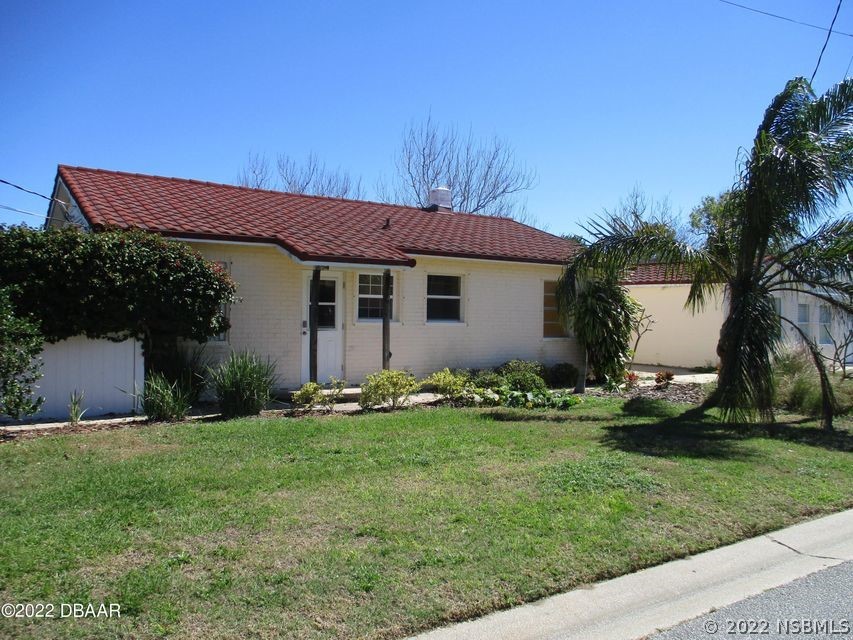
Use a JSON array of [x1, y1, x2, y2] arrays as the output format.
[[651, 561, 853, 639]]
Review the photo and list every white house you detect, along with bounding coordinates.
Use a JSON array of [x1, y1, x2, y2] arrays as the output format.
[[47, 165, 583, 387]]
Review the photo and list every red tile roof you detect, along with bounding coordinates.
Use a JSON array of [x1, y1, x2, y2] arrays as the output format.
[[623, 263, 692, 285], [57, 166, 579, 267]]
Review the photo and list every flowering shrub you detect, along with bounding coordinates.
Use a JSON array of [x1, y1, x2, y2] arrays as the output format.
[[292, 382, 324, 410], [360, 370, 420, 410]]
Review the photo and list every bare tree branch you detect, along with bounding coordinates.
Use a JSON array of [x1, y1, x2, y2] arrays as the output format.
[[384, 116, 538, 222], [236, 152, 364, 199]]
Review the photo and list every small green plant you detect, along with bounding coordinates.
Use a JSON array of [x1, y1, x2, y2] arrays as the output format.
[[654, 370, 675, 388], [208, 352, 277, 418], [422, 368, 471, 403], [549, 392, 582, 410], [545, 362, 579, 389], [322, 377, 347, 412], [141, 372, 193, 422], [602, 370, 627, 393], [292, 382, 324, 411], [68, 390, 87, 426], [359, 370, 420, 410]]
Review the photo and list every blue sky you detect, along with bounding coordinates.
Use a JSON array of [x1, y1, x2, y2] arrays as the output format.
[[2, 1, 851, 235]]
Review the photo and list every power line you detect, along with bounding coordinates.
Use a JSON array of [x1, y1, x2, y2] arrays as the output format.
[[0, 203, 48, 219], [0, 176, 70, 213], [718, 0, 853, 38], [811, 0, 844, 84], [0, 178, 55, 202]]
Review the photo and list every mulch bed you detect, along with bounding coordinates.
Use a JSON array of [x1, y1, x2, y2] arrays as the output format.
[[588, 382, 708, 404]]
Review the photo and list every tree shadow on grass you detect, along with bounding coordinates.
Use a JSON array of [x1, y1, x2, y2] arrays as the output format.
[[480, 408, 615, 424], [603, 400, 853, 459]]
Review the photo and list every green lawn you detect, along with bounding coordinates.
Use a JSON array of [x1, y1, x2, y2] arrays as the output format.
[[1, 398, 851, 639]]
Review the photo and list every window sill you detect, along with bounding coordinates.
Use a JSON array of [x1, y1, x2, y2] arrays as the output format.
[[355, 319, 401, 324], [426, 320, 465, 325]]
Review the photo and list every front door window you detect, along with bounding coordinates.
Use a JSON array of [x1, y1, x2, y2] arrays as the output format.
[[317, 279, 336, 329]]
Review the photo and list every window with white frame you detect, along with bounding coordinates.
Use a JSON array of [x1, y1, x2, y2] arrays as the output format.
[[426, 275, 462, 322], [819, 305, 833, 345], [358, 273, 393, 320], [211, 261, 230, 342], [797, 303, 811, 340]]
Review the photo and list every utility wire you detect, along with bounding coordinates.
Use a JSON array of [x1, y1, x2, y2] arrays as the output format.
[[811, 0, 844, 84], [0, 176, 71, 218], [718, 0, 853, 38], [0, 203, 48, 219], [0, 178, 55, 203]]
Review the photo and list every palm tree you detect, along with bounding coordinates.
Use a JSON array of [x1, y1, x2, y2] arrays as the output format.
[[560, 77, 853, 430], [555, 270, 640, 393]]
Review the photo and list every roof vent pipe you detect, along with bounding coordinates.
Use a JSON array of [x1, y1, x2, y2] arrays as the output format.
[[427, 186, 452, 212]]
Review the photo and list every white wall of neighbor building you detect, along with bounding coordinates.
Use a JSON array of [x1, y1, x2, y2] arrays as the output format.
[[34, 337, 144, 419], [771, 290, 853, 363], [188, 242, 582, 387], [627, 284, 725, 369]]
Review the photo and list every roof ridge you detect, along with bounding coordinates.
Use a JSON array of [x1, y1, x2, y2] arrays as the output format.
[[57, 164, 529, 222]]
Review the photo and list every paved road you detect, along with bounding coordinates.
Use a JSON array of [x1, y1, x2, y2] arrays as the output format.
[[651, 561, 853, 639]]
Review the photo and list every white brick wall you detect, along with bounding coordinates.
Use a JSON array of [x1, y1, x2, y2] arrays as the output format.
[[188, 243, 581, 387], [344, 257, 581, 381]]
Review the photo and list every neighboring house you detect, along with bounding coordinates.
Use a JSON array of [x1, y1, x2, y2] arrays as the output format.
[[624, 264, 853, 369], [47, 166, 583, 388], [771, 289, 853, 364], [623, 264, 726, 369]]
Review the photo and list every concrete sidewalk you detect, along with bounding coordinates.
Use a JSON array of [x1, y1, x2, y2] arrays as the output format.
[[409, 509, 853, 640]]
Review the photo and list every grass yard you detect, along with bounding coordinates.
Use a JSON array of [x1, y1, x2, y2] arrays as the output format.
[[1, 398, 851, 639]]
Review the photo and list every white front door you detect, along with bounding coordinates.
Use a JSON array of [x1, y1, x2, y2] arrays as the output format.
[[301, 272, 344, 383]]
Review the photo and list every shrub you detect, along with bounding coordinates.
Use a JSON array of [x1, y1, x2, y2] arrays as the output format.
[[359, 370, 420, 410], [422, 368, 471, 403], [493, 387, 582, 410], [625, 371, 640, 390], [498, 359, 546, 378], [322, 377, 347, 412], [0, 226, 236, 356], [654, 370, 675, 388], [208, 352, 277, 418], [545, 362, 579, 388], [470, 369, 506, 390], [772, 348, 828, 416], [558, 275, 640, 382], [503, 370, 548, 393], [292, 382, 324, 410], [141, 372, 192, 422], [0, 287, 43, 419]]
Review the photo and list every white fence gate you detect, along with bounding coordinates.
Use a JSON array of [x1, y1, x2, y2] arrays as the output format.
[[34, 336, 144, 420]]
